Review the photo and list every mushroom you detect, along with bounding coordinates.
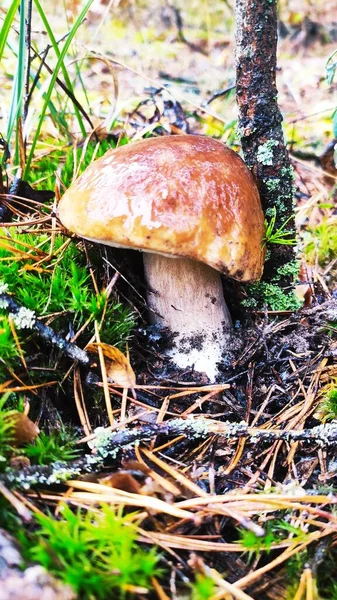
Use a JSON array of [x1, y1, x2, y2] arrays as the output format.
[[58, 135, 265, 380]]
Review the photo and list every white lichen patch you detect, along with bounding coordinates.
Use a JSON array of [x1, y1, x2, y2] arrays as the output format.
[[257, 140, 279, 166], [0, 281, 9, 294], [0, 298, 9, 309], [9, 307, 36, 329], [6, 464, 78, 489], [264, 177, 281, 192], [88, 427, 117, 458], [46, 467, 81, 485], [168, 415, 210, 438]]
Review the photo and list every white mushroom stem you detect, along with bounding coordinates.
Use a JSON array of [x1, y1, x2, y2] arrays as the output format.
[[143, 254, 232, 381]]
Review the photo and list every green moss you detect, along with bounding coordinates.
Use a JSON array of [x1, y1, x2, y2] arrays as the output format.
[[0, 229, 135, 384], [19, 503, 161, 599], [238, 519, 309, 561], [318, 386, 337, 422], [274, 260, 300, 279], [190, 575, 216, 599], [0, 316, 20, 364], [0, 230, 134, 333], [242, 282, 302, 311], [0, 394, 16, 470], [23, 429, 80, 465]]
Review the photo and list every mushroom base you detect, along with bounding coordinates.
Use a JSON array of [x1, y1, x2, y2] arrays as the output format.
[[144, 254, 232, 381]]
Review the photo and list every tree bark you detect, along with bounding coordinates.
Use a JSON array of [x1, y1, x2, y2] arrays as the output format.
[[235, 0, 295, 284]]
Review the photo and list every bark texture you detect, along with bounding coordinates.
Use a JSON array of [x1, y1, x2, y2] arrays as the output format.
[[235, 0, 295, 282]]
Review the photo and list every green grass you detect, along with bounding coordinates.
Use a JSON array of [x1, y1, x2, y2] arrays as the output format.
[[0, 394, 16, 468], [302, 217, 337, 266], [1, 0, 95, 171], [189, 575, 216, 599], [28, 136, 125, 191], [19, 503, 161, 600], [263, 208, 297, 247]]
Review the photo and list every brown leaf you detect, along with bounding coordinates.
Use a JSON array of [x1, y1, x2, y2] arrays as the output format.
[[87, 343, 136, 389], [7, 412, 40, 445], [98, 472, 142, 494], [9, 455, 31, 470]]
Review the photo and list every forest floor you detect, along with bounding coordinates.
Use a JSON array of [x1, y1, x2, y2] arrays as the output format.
[[1, 1, 337, 599]]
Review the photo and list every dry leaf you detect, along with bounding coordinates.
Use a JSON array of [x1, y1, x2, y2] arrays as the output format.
[[9, 455, 31, 470], [99, 472, 142, 494], [7, 412, 40, 445], [87, 343, 136, 389]]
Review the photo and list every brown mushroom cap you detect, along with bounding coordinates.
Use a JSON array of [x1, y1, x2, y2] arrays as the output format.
[[58, 135, 265, 282]]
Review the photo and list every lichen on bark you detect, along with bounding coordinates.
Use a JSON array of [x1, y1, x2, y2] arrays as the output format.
[[235, 0, 296, 292]]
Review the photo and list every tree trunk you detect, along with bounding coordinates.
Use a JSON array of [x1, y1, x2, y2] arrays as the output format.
[[235, 0, 296, 286]]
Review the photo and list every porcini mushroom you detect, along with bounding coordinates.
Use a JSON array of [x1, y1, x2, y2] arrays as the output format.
[[58, 135, 265, 380]]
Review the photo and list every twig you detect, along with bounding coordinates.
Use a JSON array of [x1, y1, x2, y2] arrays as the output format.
[[0, 174, 22, 223], [2, 417, 337, 490], [0, 292, 90, 366]]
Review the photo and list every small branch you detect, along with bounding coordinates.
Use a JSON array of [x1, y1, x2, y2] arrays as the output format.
[[0, 292, 90, 366], [0, 175, 21, 223], [2, 417, 337, 490]]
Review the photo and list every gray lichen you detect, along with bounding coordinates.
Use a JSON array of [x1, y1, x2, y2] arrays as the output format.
[[0, 281, 9, 294], [264, 177, 281, 192], [257, 140, 279, 165], [9, 307, 36, 329]]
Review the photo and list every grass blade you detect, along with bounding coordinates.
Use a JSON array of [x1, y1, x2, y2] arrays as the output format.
[[0, 0, 21, 62], [24, 0, 94, 176], [6, 0, 26, 165], [33, 0, 86, 137]]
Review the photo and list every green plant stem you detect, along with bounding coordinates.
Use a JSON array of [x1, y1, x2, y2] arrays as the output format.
[[32, 0, 87, 138], [0, 0, 21, 62], [24, 0, 94, 176]]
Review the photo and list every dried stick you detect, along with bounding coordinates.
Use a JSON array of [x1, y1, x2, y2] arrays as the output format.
[[1, 417, 337, 490], [0, 291, 90, 366]]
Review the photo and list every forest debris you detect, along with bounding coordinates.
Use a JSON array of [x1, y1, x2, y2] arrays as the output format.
[[87, 342, 136, 389], [65, 479, 197, 521], [10, 412, 40, 445], [0, 291, 90, 366], [2, 416, 337, 491], [0, 483, 32, 522]]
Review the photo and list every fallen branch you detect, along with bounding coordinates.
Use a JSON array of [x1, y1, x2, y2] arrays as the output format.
[[2, 417, 337, 490], [0, 290, 90, 366]]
